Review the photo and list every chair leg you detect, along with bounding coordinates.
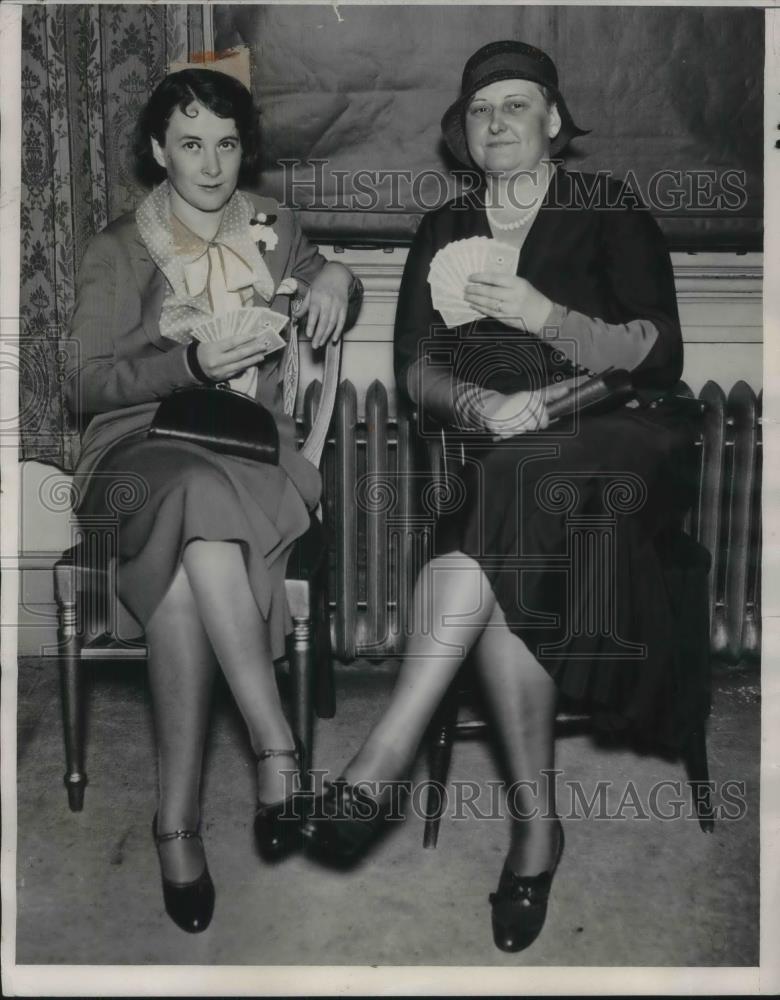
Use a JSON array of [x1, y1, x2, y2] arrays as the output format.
[[684, 725, 715, 833], [423, 686, 459, 849], [290, 612, 314, 791], [56, 596, 87, 811], [313, 563, 335, 720]]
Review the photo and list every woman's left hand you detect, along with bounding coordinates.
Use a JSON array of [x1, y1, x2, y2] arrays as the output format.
[[464, 272, 554, 335], [296, 263, 352, 350]]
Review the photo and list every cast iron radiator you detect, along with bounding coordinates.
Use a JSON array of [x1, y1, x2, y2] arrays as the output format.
[[301, 379, 761, 665]]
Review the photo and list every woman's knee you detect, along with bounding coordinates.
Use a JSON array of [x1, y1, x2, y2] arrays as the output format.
[[423, 553, 491, 601], [147, 563, 199, 630], [182, 538, 247, 581], [425, 552, 485, 577]]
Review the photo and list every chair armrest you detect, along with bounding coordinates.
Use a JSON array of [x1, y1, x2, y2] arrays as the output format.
[[411, 408, 445, 477], [411, 408, 458, 519], [301, 339, 342, 467], [53, 548, 80, 607]]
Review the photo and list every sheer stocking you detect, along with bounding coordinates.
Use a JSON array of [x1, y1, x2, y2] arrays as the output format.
[[182, 540, 295, 805], [341, 553, 558, 876], [471, 602, 558, 875], [147, 541, 295, 884], [146, 563, 216, 884], [343, 553, 495, 788]]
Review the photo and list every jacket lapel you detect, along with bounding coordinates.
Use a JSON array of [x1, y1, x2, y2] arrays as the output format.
[[242, 193, 288, 287], [138, 262, 167, 345], [516, 166, 572, 283], [453, 186, 492, 240], [121, 228, 169, 346]]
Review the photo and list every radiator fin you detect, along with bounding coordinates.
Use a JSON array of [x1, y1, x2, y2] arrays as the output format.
[[720, 383, 761, 662], [365, 381, 389, 652], [696, 382, 728, 653], [334, 381, 358, 661]]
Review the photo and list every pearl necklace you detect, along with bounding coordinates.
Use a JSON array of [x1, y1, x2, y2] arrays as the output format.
[[486, 166, 552, 231], [485, 196, 541, 231]]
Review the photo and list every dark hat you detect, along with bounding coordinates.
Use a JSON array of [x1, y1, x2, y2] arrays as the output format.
[[441, 40, 589, 166]]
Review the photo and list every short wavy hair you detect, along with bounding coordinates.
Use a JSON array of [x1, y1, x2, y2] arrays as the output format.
[[133, 68, 261, 187]]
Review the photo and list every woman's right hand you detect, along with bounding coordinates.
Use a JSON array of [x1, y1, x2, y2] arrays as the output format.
[[473, 384, 570, 438], [193, 332, 270, 382]]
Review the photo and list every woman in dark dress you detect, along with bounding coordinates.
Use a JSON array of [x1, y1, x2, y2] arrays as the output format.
[[66, 68, 362, 933], [303, 41, 697, 952]]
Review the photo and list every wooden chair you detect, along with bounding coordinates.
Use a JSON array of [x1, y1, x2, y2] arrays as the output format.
[[416, 398, 716, 848], [51, 327, 340, 811]]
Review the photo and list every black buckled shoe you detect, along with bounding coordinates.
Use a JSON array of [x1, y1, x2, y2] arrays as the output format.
[[301, 778, 407, 867], [489, 819, 565, 953], [253, 741, 308, 862], [152, 816, 215, 934]]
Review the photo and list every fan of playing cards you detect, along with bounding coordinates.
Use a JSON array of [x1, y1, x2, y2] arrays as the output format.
[[427, 237, 520, 328], [189, 306, 288, 354]]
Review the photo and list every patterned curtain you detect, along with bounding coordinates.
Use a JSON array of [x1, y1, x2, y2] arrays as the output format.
[[19, 4, 205, 469]]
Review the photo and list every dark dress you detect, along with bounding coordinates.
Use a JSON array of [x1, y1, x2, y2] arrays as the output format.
[[394, 170, 700, 746]]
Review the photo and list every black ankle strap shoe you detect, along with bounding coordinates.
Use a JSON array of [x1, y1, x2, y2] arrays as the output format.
[[152, 815, 215, 934], [254, 740, 308, 862]]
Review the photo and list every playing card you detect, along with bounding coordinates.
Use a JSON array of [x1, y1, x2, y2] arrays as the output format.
[[428, 237, 520, 328], [483, 241, 520, 275], [190, 306, 288, 354]]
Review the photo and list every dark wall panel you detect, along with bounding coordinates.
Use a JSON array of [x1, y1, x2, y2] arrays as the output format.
[[215, 4, 763, 250]]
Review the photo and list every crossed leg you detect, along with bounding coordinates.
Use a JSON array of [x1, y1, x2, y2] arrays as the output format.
[[340, 552, 557, 873], [342, 553, 494, 786], [471, 602, 558, 874], [146, 539, 295, 883]]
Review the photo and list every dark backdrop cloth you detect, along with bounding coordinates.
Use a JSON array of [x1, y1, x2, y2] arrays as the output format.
[[217, 4, 763, 250]]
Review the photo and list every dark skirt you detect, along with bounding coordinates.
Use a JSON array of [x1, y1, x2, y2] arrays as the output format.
[[78, 436, 314, 659], [434, 401, 702, 747]]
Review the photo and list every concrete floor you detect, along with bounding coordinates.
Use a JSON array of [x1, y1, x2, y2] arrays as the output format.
[[15, 655, 759, 967]]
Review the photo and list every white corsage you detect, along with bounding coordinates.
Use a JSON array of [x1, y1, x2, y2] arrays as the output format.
[[249, 211, 279, 253]]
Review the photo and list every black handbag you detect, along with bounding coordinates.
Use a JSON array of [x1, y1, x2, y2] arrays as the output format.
[[148, 385, 280, 464], [545, 368, 636, 423]]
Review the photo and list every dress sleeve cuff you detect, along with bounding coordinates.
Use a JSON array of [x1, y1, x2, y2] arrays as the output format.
[[186, 341, 220, 385], [542, 301, 568, 333]]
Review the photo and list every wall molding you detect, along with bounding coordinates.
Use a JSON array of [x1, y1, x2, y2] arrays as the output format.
[[327, 248, 764, 310], [672, 253, 762, 303]]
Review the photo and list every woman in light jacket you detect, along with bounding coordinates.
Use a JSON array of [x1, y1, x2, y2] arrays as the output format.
[[66, 68, 362, 933]]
